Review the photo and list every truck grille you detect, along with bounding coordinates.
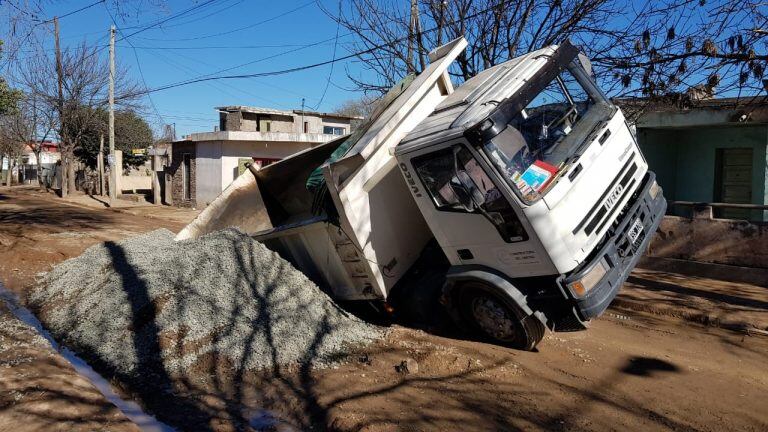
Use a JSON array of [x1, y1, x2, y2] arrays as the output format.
[[573, 155, 637, 236]]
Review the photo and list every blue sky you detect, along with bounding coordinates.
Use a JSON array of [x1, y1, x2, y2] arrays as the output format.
[[18, 0, 367, 137]]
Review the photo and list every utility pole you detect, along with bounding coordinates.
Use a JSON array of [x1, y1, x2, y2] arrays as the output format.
[[407, 0, 416, 73], [414, 0, 425, 72], [54, 17, 66, 197], [98, 134, 105, 196], [437, 0, 446, 46], [108, 25, 116, 203]]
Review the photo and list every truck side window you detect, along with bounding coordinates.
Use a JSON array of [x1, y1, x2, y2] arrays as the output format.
[[413, 145, 528, 243]]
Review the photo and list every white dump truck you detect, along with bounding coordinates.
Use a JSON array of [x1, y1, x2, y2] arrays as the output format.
[[177, 37, 666, 350]]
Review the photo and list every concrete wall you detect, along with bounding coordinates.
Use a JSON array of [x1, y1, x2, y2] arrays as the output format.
[[184, 139, 317, 207], [120, 176, 151, 192], [219, 140, 313, 186], [221, 111, 353, 135], [638, 125, 768, 220], [648, 215, 768, 269]]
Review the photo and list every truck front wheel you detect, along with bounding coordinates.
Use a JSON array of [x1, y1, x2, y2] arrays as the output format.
[[459, 283, 545, 351]]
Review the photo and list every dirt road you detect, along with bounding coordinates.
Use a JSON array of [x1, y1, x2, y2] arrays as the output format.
[[1, 186, 766, 431]]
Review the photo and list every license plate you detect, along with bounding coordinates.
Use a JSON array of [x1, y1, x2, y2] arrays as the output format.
[[627, 218, 644, 245]]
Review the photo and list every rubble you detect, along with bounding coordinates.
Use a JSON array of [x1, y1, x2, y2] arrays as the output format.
[[29, 228, 383, 379]]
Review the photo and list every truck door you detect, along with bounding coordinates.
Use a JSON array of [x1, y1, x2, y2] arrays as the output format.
[[407, 142, 554, 277]]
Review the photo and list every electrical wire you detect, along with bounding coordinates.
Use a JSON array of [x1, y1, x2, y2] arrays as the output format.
[[103, 3, 167, 127], [309, 0, 341, 111], [117, 0, 510, 99], [133, 0, 316, 42], [116, 0, 223, 41], [0, 0, 106, 69]]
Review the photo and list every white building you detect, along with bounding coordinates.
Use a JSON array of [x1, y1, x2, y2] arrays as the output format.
[[169, 106, 362, 207]]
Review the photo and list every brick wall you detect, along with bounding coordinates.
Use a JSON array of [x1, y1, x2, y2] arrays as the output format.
[[169, 141, 197, 208]]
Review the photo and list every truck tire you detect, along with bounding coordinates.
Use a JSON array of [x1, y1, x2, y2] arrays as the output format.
[[458, 282, 545, 351]]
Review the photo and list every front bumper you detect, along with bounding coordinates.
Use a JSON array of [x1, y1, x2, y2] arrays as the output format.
[[562, 172, 666, 321]]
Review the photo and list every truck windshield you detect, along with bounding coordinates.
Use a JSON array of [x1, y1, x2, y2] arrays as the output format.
[[479, 60, 612, 203]]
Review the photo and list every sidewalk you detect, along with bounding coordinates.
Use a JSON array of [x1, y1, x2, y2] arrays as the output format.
[[614, 265, 768, 333]]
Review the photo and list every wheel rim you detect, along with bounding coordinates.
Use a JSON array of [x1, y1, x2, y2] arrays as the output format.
[[471, 294, 517, 342]]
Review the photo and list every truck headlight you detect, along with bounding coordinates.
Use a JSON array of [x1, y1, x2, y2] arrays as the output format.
[[568, 259, 608, 298], [649, 180, 662, 200]]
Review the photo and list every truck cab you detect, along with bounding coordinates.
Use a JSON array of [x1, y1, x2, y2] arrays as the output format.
[[394, 41, 666, 349]]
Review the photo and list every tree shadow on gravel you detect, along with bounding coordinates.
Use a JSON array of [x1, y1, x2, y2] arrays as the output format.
[[103, 241, 219, 431], [59, 235, 347, 431]]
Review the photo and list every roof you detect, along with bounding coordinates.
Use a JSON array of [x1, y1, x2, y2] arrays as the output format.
[[215, 105, 363, 120], [23, 141, 60, 152], [172, 130, 344, 144], [618, 96, 768, 127], [615, 95, 768, 114]]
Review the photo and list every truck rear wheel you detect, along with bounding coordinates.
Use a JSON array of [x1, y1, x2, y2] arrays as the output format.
[[459, 283, 545, 351]]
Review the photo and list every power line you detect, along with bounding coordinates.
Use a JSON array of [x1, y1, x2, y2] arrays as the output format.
[[310, 0, 342, 111], [134, 0, 316, 42], [142, 44, 293, 108], [47, 0, 106, 22], [115, 43, 331, 50], [116, 0, 510, 99], [74, 0, 230, 71], [121, 0, 243, 31], [13, 42, 339, 54], [0, 0, 107, 69], [103, 3, 167, 127], [116, 0, 222, 41]]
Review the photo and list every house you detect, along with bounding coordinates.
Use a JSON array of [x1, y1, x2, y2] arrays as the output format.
[[1, 141, 60, 186], [621, 96, 768, 222], [168, 106, 362, 208]]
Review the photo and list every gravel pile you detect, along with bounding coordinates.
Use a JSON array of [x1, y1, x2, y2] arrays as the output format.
[[29, 228, 382, 378]]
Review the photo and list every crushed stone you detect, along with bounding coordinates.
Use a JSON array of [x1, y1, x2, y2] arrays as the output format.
[[29, 228, 383, 378]]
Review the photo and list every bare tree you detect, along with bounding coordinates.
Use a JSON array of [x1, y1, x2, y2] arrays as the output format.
[[595, 0, 768, 99], [334, 95, 380, 120], [329, 0, 768, 100], [0, 94, 55, 189], [18, 42, 142, 197], [0, 116, 24, 187]]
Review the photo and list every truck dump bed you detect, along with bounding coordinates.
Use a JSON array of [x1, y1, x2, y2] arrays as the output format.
[[176, 38, 468, 301]]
